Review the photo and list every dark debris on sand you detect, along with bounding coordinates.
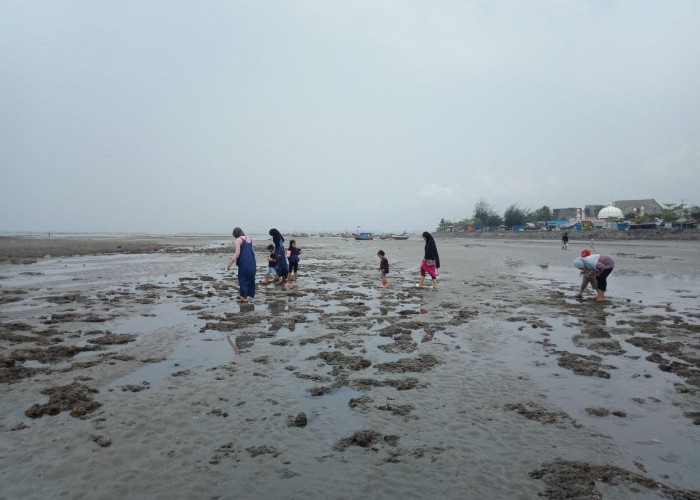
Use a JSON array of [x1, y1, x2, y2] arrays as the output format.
[[24, 382, 101, 419], [530, 458, 700, 500], [333, 430, 399, 451], [375, 354, 442, 373], [505, 401, 581, 428]]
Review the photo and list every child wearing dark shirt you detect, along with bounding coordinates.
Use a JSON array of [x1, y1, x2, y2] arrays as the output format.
[[378, 250, 389, 289], [263, 244, 280, 285], [287, 240, 302, 286]]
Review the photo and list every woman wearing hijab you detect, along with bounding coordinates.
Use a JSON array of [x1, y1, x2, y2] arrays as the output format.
[[226, 227, 256, 303], [573, 253, 615, 302], [417, 231, 440, 289], [269, 228, 290, 290]]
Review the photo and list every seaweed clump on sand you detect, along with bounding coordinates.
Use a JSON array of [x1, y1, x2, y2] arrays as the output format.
[[333, 430, 399, 451], [25, 382, 101, 418], [529, 459, 700, 499]]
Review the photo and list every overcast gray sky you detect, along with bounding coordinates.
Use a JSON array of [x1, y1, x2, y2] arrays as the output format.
[[2, 1, 699, 234]]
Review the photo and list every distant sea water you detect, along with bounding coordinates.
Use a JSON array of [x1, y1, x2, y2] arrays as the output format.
[[0, 231, 303, 242], [0, 231, 423, 241], [0, 231, 233, 238]]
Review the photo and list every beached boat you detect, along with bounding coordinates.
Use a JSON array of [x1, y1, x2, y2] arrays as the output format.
[[353, 232, 373, 240], [390, 233, 410, 240]]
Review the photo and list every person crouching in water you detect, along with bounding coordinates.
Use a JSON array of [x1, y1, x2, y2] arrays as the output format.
[[378, 250, 389, 289], [575, 249, 597, 299], [417, 231, 440, 289], [573, 253, 615, 302]]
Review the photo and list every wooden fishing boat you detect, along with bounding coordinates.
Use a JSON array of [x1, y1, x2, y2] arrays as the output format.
[[353, 232, 373, 240]]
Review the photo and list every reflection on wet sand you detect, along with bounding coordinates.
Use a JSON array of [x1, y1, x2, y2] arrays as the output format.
[[226, 336, 239, 356]]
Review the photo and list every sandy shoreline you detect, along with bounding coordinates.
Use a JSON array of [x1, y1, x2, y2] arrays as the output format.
[[1, 236, 699, 499], [0, 228, 697, 262]]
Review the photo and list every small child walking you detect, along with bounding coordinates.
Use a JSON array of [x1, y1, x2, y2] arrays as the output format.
[[575, 249, 597, 298], [263, 244, 281, 285], [378, 250, 389, 289], [576, 269, 598, 298], [287, 240, 302, 286]]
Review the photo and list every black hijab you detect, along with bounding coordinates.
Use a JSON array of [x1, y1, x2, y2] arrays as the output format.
[[422, 231, 440, 268], [269, 228, 284, 247]]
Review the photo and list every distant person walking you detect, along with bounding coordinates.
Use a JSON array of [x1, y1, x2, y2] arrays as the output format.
[[573, 253, 615, 302], [226, 227, 256, 303], [417, 231, 440, 289], [561, 232, 569, 250], [269, 228, 290, 290], [287, 239, 302, 286]]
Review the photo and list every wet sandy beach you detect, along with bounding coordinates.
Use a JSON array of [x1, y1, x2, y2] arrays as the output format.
[[1, 235, 699, 499]]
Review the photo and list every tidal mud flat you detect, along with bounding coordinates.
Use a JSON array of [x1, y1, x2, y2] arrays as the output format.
[[0, 236, 699, 499]]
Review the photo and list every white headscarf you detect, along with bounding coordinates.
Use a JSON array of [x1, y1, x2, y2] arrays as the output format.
[[573, 254, 600, 271]]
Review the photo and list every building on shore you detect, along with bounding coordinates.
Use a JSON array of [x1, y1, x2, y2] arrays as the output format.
[[554, 199, 664, 222], [613, 199, 663, 218], [552, 207, 579, 221], [598, 203, 624, 219], [585, 204, 604, 218]]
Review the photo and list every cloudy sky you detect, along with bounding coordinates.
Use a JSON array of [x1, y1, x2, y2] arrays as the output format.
[[2, 1, 699, 234]]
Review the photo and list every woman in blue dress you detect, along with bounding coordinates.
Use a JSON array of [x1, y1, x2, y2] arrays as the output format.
[[269, 228, 289, 290], [226, 227, 256, 302]]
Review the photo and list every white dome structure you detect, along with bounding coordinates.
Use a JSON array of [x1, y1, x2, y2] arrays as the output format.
[[598, 203, 624, 219]]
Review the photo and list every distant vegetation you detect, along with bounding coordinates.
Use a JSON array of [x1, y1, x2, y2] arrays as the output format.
[[437, 199, 552, 231]]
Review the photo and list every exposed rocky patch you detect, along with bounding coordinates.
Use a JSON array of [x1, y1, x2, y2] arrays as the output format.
[[25, 382, 101, 418], [375, 354, 441, 373], [87, 333, 137, 345], [333, 430, 399, 451], [556, 352, 614, 379], [505, 401, 580, 427], [530, 458, 700, 500]]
